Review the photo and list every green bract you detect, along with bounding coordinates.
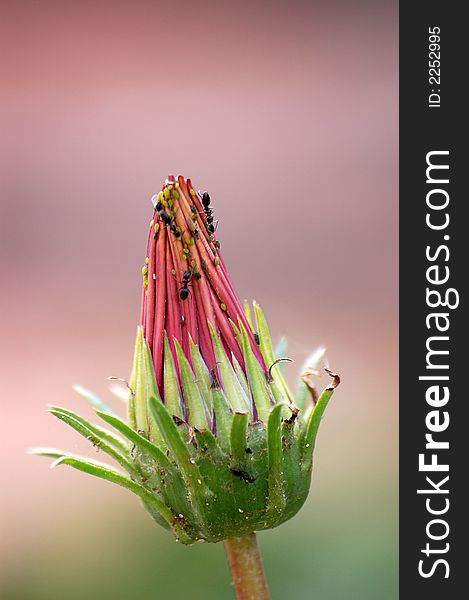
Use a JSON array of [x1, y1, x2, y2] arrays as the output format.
[[34, 303, 338, 545]]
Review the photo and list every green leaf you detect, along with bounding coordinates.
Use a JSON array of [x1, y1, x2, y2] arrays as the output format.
[[49, 407, 139, 477], [208, 322, 250, 413], [174, 339, 209, 430], [73, 384, 117, 416]]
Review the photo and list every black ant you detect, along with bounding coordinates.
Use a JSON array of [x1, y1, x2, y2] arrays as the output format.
[[202, 192, 211, 208], [201, 191, 218, 233], [170, 223, 181, 238], [159, 210, 171, 225], [229, 467, 256, 484], [178, 268, 202, 300], [179, 269, 193, 300]]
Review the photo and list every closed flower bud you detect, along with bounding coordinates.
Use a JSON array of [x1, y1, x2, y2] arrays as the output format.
[[33, 175, 339, 547]]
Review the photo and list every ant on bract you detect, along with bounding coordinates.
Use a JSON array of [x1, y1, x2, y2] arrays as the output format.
[[178, 267, 202, 300], [179, 270, 192, 300]]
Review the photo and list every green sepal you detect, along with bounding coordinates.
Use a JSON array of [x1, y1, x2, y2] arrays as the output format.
[[73, 384, 117, 416], [94, 410, 200, 537], [229, 318, 242, 342], [208, 321, 250, 412], [127, 327, 140, 430], [232, 354, 251, 400], [280, 413, 308, 517], [163, 333, 183, 419], [141, 332, 165, 448], [107, 382, 129, 403], [51, 455, 192, 543], [191, 429, 237, 540], [211, 386, 233, 453], [148, 397, 211, 503], [95, 410, 170, 469], [174, 339, 209, 430], [48, 405, 128, 454], [253, 302, 294, 405], [274, 336, 288, 368], [230, 412, 249, 467], [238, 322, 272, 422], [30, 447, 68, 459], [194, 428, 223, 455], [302, 382, 336, 468], [243, 300, 254, 331], [48, 407, 139, 477], [190, 337, 212, 413], [132, 327, 150, 431], [130, 327, 165, 447], [295, 346, 327, 411], [266, 403, 287, 515]]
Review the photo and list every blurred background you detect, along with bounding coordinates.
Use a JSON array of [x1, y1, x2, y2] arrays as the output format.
[[0, 1, 397, 598]]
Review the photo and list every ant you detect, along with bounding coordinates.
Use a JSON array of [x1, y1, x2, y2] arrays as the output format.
[[170, 223, 181, 238], [202, 191, 211, 208], [179, 269, 193, 300], [201, 191, 218, 233], [159, 210, 171, 225], [178, 268, 202, 300], [229, 467, 256, 484]]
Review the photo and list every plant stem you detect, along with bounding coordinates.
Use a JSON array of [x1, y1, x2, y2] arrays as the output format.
[[224, 533, 271, 600]]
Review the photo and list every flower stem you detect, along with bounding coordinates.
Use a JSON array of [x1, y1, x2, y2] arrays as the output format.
[[224, 533, 271, 600]]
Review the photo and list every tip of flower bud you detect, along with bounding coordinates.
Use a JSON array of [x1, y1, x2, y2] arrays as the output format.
[[140, 176, 266, 396]]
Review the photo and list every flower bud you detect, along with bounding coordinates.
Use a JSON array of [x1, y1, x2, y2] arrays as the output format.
[[34, 175, 339, 545]]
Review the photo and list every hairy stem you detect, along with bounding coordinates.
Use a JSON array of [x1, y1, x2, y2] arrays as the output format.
[[224, 533, 271, 600]]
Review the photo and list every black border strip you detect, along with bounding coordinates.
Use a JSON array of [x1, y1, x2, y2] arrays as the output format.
[[400, 3, 465, 597]]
